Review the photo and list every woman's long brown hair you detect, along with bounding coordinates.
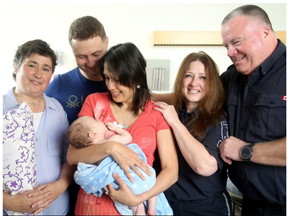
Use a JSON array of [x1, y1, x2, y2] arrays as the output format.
[[172, 51, 225, 141]]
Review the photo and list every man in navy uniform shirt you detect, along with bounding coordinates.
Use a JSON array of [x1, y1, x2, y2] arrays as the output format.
[[219, 5, 286, 216]]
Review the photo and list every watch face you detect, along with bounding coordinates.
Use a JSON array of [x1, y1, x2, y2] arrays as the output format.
[[241, 146, 252, 160]]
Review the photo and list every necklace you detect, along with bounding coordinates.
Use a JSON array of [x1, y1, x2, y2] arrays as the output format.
[[121, 109, 133, 129], [13, 90, 43, 107]]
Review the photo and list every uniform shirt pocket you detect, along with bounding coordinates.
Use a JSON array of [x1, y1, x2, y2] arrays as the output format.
[[255, 93, 286, 138]]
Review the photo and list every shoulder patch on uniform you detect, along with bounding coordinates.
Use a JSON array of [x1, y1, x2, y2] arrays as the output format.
[[220, 121, 229, 140], [217, 121, 229, 148]]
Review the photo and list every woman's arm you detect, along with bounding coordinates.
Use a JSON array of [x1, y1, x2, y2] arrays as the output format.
[[107, 128, 178, 206], [67, 141, 114, 165], [3, 190, 42, 214], [24, 162, 76, 214], [170, 120, 218, 176], [143, 129, 178, 197], [153, 102, 218, 176], [3, 163, 73, 215], [67, 141, 151, 182]]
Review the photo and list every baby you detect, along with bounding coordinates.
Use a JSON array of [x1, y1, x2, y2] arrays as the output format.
[[67, 116, 162, 215], [67, 116, 131, 150]]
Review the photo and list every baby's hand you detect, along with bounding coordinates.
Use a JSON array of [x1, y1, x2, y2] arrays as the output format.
[[105, 122, 118, 132]]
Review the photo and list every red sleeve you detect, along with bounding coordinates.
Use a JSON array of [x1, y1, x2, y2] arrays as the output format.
[[78, 93, 97, 118], [156, 111, 170, 131], [147, 100, 170, 131]]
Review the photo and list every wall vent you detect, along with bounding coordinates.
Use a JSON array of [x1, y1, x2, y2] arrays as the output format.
[[153, 31, 286, 46]]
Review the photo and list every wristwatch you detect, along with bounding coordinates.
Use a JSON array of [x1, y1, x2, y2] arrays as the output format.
[[240, 143, 255, 161]]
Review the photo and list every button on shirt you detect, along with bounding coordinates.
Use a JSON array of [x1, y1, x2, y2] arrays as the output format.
[[3, 88, 70, 215], [220, 40, 286, 204]]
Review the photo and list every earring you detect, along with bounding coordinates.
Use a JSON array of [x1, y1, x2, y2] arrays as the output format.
[[137, 85, 141, 89]]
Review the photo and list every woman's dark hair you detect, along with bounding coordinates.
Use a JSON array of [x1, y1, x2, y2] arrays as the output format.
[[99, 42, 151, 115], [13, 39, 57, 81]]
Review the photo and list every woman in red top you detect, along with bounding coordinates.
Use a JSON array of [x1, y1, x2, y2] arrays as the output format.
[[67, 42, 178, 215]]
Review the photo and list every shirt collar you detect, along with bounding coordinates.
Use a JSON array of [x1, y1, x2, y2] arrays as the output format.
[[259, 39, 286, 76], [5, 88, 58, 112], [179, 103, 198, 114], [178, 103, 197, 122], [43, 93, 58, 111], [5, 88, 19, 111]]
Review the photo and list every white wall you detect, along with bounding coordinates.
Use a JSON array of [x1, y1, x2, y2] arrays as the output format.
[[1, 2, 286, 94]]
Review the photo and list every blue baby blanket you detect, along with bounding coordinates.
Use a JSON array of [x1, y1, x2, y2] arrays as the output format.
[[74, 143, 173, 215]]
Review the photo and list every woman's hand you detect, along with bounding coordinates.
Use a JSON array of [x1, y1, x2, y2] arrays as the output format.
[[109, 143, 152, 182], [153, 102, 181, 126], [27, 181, 63, 214], [104, 173, 141, 206], [27, 180, 65, 214], [3, 187, 52, 215], [219, 136, 248, 165]]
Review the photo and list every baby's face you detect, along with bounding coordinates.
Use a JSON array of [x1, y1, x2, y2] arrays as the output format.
[[86, 117, 108, 136]]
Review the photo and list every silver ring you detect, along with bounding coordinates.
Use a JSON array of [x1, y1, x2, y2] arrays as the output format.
[[105, 190, 109, 195], [130, 165, 135, 169]]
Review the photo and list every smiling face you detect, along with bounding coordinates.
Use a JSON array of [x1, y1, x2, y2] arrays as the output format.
[[221, 16, 268, 76], [103, 64, 134, 105], [14, 53, 53, 98], [71, 36, 108, 81], [182, 60, 206, 112]]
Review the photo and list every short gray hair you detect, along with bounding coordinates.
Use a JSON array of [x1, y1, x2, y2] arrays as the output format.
[[222, 4, 274, 31]]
